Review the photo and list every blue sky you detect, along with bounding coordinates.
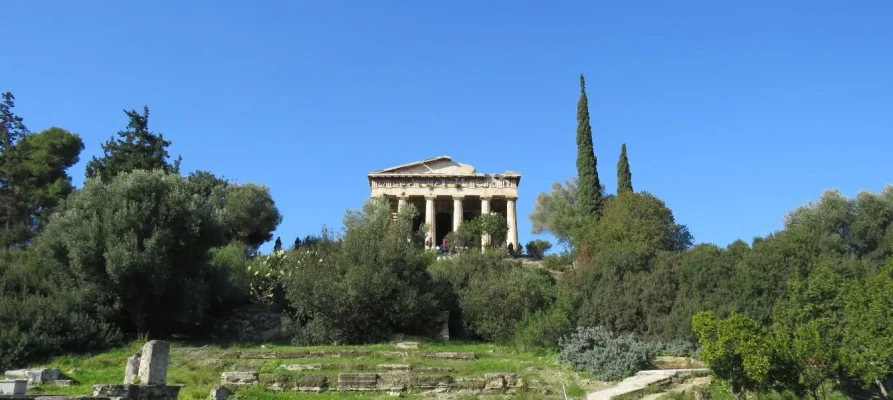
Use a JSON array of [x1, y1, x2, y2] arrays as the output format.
[[5, 1, 892, 252]]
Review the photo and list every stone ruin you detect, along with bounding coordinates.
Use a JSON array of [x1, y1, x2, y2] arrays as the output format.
[[94, 340, 180, 400], [0, 340, 179, 400]]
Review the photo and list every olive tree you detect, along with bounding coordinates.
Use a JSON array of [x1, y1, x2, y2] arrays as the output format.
[[38, 170, 225, 335]]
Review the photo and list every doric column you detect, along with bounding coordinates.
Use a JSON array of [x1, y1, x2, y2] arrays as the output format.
[[507, 197, 519, 252], [425, 196, 436, 249], [452, 196, 464, 232], [397, 196, 408, 213], [480, 196, 491, 248]]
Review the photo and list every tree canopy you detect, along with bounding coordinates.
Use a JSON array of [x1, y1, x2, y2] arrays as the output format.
[[85, 106, 181, 181]]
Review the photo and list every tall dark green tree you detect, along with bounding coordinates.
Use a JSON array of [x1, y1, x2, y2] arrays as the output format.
[[85, 106, 181, 181], [0, 92, 28, 243], [1, 127, 84, 247], [617, 143, 633, 194], [576, 75, 602, 218], [0, 94, 83, 248]]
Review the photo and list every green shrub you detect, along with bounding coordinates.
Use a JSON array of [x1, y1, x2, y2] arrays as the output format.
[[514, 286, 577, 352], [658, 339, 699, 358], [207, 243, 251, 308], [514, 307, 573, 353], [281, 200, 441, 345], [245, 249, 288, 306], [558, 326, 658, 381], [0, 250, 121, 371], [430, 251, 553, 342], [525, 239, 553, 259], [542, 253, 573, 271]]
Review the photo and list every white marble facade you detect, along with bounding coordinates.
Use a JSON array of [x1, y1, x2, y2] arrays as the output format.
[[368, 156, 520, 250]]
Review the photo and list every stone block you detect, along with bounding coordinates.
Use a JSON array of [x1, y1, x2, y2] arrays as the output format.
[[395, 342, 419, 349], [280, 364, 325, 371], [379, 351, 408, 358], [377, 364, 411, 371], [137, 341, 170, 385], [412, 366, 456, 373], [337, 373, 378, 391], [484, 373, 506, 390], [210, 385, 231, 400], [0, 380, 27, 395], [295, 375, 329, 392], [422, 352, 475, 360], [256, 374, 329, 392], [237, 352, 277, 359], [220, 371, 258, 386], [275, 350, 309, 358], [451, 378, 486, 391], [230, 364, 258, 372], [3, 370, 28, 380], [505, 373, 524, 388], [410, 374, 452, 390], [5, 368, 62, 384], [124, 353, 141, 384], [339, 350, 370, 358], [52, 379, 75, 386], [93, 384, 180, 400], [377, 372, 410, 391]]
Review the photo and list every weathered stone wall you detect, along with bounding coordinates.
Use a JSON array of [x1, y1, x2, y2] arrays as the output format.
[[215, 304, 284, 342]]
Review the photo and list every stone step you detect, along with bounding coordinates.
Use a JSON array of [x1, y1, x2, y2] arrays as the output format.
[[278, 363, 456, 373], [223, 350, 371, 359], [221, 349, 476, 361], [220, 371, 525, 394], [586, 369, 710, 400]]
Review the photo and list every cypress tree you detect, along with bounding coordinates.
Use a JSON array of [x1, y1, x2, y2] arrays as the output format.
[[617, 143, 633, 194], [576, 74, 603, 217], [274, 236, 282, 252]]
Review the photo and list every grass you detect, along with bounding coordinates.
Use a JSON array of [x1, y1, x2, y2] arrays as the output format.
[[22, 338, 598, 399]]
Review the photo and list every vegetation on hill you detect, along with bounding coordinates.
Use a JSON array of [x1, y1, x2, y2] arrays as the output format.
[[1, 78, 892, 400]]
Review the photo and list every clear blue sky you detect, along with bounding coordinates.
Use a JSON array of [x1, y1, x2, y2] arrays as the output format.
[[5, 1, 892, 252]]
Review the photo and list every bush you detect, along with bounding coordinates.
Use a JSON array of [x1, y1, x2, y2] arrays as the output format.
[[245, 249, 288, 306], [658, 339, 699, 358], [513, 292, 575, 352], [281, 200, 441, 345], [0, 249, 121, 371], [542, 253, 573, 271], [525, 239, 553, 259], [558, 326, 658, 381], [207, 243, 251, 309], [430, 251, 554, 342]]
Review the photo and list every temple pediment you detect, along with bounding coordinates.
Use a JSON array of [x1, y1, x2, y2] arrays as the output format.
[[369, 156, 477, 176]]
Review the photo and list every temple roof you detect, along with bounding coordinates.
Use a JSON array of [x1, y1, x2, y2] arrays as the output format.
[[368, 156, 520, 177]]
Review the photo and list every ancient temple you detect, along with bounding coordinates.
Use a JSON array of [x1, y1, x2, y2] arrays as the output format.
[[367, 156, 521, 250]]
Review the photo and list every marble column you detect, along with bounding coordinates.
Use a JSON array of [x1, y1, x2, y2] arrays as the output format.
[[397, 196, 408, 212], [452, 196, 464, 232], [425, 196, 436, 249], [507, 197, 519, 252], [480, 196, 491, 248]]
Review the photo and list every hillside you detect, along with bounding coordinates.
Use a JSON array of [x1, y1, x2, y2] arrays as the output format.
[[19, 339, 608, 399]]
